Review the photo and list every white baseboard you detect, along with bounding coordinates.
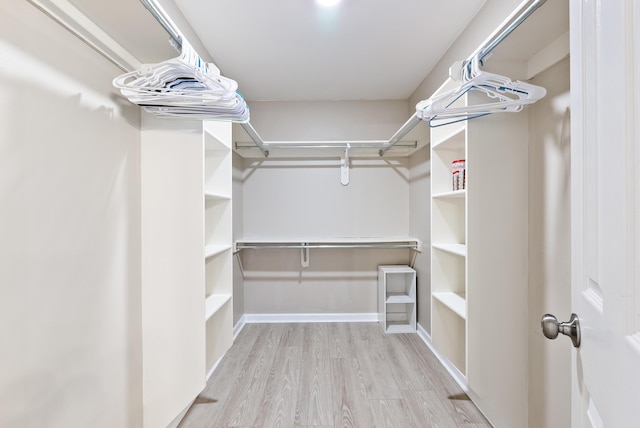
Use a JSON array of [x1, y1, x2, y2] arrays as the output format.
[[166, 399, 193, 428], [233, 315, 246, 339], [205, 352, 226, 382], [243, 312, 379, 324], [416, 323, 468, 393], [416, 323, 497, 427]]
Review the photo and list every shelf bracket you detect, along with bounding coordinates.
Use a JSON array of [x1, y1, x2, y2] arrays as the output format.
[[340, 144, 350, 186], [300, 245, 310, 268]]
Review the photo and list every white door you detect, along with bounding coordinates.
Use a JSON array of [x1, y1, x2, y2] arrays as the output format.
[[569, 0, 640, 426]]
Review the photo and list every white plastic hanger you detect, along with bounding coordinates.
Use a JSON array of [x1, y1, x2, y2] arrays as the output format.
[[113, 39, 249, 122], [415, 57, 546, 127]]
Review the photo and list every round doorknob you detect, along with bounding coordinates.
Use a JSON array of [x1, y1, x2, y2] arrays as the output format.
[[541, 313, 581, 348]]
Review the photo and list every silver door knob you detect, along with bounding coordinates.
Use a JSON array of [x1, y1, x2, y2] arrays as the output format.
[[541, 313, 581, 348]]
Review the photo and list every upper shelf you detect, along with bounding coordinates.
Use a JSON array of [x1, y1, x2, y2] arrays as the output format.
[[235, 236, 423, 252]]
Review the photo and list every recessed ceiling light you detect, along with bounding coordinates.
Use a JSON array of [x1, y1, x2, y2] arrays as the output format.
[[316, 0, 341, 7]]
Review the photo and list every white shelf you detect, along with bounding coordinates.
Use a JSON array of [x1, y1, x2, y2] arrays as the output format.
[[205, 294, 232, 321], [432, 125, 466, 150], [386, 294, 415, 304], [204, 245, 232, 260], [385, 323, 418, 334], [432, 243, 467, 257], [433, 189, 466, 200], [204, 191, 231, 201], [236, 236, 422, 252], [236, 236, 421, 244], [433, 292, 467, 319]]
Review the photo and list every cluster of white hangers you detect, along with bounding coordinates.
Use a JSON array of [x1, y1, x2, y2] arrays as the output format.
[[113, 38, 249, 122], [416, 55, 546, 127]]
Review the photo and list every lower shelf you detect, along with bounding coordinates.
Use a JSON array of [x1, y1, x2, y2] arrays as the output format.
[[385, 322, 417, 334], [386, 294, 415, 304], [432, 292, 466, 319], [205, 293, 232, 321]]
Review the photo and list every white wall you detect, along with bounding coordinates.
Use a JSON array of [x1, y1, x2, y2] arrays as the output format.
[[527, 57, 571, 428], [235, 100, 418, 316], [0, 2, 142, 427]]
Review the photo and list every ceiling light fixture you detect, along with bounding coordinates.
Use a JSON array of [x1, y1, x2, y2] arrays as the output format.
[[316, 0, 341, 7]]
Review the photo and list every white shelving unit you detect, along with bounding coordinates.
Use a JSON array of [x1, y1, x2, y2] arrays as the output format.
[[378, 265, 416, 333], [429, 77, 528, 426], [203, 121, 234, 377]]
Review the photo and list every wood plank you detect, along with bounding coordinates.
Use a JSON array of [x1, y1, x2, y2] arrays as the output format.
[[280, 322, 306, 348], [330, 357, 375, 428], [394, 333, 463, 396], [213, 323, 284, 426], [328, 322, 357, 358], [180, 323, 490, 428], [353, 327, 402, 400], [252, 345, 302, 427], [381, 333, 433, 391], [178, 324, 264, 427], [401, 390, 460, 428], [368, 399, 415, 428], [295, 323, 333, 426]]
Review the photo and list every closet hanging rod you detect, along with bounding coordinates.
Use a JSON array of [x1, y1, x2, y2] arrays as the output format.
[[139, 0, 182, 49], [239, 122, 269, 157], [378, 113, 422, 156], [473, 0, 548, 65], [235, 242, 421, 251], [234, 140, 417, 151], [136, 0, 424, 157]]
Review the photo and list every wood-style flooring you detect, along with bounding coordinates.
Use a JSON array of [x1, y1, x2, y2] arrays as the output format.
[[178, 323, 491, 428]]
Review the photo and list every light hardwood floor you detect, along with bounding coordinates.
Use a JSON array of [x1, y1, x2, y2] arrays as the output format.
[[179, 323, 491, 428]]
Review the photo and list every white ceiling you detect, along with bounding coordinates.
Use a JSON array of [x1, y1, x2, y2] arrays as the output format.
[[65, 0, 572, 104], [172, 0, 486, 101]]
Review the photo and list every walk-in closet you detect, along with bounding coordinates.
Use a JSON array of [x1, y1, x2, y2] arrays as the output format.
[[8, 0, 639, 427]]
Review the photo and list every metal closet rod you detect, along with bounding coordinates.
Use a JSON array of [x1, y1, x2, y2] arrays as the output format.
[[134, 0, 421, 158], [241, 114, 421, 158], [139, 0, 182, 49], [235, 0, 549, 158], [235, 242, 421, 250], [474, 0, 548, 64], [137, 0, 546, 157], [234, 141, 417, 151]]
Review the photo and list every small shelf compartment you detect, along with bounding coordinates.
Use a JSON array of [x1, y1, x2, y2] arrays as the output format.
[[378, 265, 416, 333]]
